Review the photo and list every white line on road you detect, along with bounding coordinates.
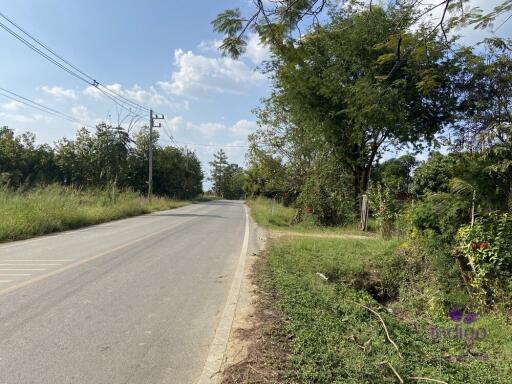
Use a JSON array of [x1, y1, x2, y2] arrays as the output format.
[[196, 205, 250, 384], [0, 216, 197, 297], [0, 280, 13, 283], [0, 264, 61, 266], [0, 269, 46, 271], [0, 274, 32, 276], [4, 260, 72, 262]]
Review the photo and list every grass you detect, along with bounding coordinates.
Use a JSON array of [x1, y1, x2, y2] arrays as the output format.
[[0, 185, 189, 242], [264, 236, 512, 383], [247, 197, 377, 235], [242, 197, 512, 384]]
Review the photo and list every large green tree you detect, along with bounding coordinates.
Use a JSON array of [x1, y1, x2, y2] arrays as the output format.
[[251, 5, 455, 212]]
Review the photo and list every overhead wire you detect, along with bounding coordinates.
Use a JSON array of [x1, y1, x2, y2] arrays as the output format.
[[0, 86, 94, 128], [0, 11, 150, 114]]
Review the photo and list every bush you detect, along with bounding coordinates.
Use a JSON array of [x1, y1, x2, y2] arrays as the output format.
[[368, 184, 402, 238], [400, 193, 470, 246], [296, 176, 355, 226], [455, 212, 512, 304]]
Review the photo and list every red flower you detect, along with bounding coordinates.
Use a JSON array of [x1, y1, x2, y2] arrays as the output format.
[[306, 207, 313, 214], [480, 241, 488, 250], [470, 242, 478, 251]]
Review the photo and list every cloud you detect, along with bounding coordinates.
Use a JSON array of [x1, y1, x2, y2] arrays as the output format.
[[83, 83, 184, 110], [198, 39, 223, 52], [157, 49, 267, 97], [1, 100, 24, 111], [231, 119, 258, 135], [41, 85, 78, 100], [165, 115, 184, 132], [71, 105, 90, 122], [244, 33, 271, 64], [173, 118, 258, 139], [0, 111, 49, 123]]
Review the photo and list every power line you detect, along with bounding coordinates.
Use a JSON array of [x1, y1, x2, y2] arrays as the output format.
[[0, 86, 94, 128], [173, 141, 248, 148], [0, 11, 150, 114]]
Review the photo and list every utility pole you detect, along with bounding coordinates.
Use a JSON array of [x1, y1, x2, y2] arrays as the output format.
[[148, 109, 164, 199]]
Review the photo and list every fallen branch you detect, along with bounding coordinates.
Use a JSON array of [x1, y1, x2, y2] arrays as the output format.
[[347, 299, 402, 357], [409, 377, 448, 384], [377, 361, 404, 383]]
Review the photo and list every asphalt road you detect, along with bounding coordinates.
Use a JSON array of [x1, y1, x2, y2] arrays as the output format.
[[0, 200, 247, 384]]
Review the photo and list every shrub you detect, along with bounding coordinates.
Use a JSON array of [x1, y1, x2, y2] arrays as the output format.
[[296, 178, 355, 226], [455, 212, 512, 304], [400, 193, 470, 246], [368, 184, 402, 238]]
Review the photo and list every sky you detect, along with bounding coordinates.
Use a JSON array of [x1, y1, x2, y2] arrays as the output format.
[[0, 0, 271, 187], [0, 1, 510, 184]]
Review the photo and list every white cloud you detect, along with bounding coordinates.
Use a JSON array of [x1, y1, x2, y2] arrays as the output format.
[[1, 100, 24, 111], [231, 119, 258, 135], [165, 115, 184, 132], [198, 39, 223, 52], [174, 118, 257, 139], [83, 83, 184, 110], [157, 49, 267, 97], [41, 85, 78, 100], [244, 33, 271, 64], [71, 105, 89, 120], [0, 111, 49, 123]]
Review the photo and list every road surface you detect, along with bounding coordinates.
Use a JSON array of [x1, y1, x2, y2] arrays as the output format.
[[0, 200, 247, 384]]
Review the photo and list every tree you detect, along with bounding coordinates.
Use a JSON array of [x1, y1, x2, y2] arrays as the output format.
[[372, 154, 418, 196], [209, 149, 245, 199], [2, 123, 204, 198], [153, 146, 203, 199], [412, 152, 457, 196], [209, 149, 229, 197], [213, 0, 512, 60], [250, 5, 455, 214], [0, 127, 59, 187]]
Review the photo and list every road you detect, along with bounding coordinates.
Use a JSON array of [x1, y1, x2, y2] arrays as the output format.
[[0, 200, 248, 384]]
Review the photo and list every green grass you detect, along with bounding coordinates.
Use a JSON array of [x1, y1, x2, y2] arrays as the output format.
[[265, 236, 512, 383], [247, 197, 377, 235], [247, 197, 298, 228], [0, 185, 189, 242]]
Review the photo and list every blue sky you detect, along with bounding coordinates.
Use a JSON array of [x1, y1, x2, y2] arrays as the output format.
[[0, 0, 271, 184], [0, 1, 510, 181]]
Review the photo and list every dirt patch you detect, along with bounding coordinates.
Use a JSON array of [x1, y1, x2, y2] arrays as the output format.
[[220, 249, 291, 384]]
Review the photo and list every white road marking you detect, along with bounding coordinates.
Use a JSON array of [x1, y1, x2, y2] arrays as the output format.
[[0, 269, 46, 271], [4, 260, 73, 262], [196, 205, 250, 384], [0, 215, 198, 297], [0, 280, 13, 283], [0, 274, 32, 276], [0, 264, 61, 266]]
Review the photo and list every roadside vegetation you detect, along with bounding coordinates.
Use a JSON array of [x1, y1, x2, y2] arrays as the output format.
[[0, 186, 189, 242], [0, 124, 203, 198], [211, 1, 512, 381], [230, 199, 512, 383], [1, 115, 208, 241]]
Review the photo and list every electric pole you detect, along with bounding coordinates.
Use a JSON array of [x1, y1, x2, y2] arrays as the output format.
[[148, 109, 164, 199]]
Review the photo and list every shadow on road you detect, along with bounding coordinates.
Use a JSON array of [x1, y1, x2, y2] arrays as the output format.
[[204, 200, 243, 206], [148, 213, 224, 218]]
